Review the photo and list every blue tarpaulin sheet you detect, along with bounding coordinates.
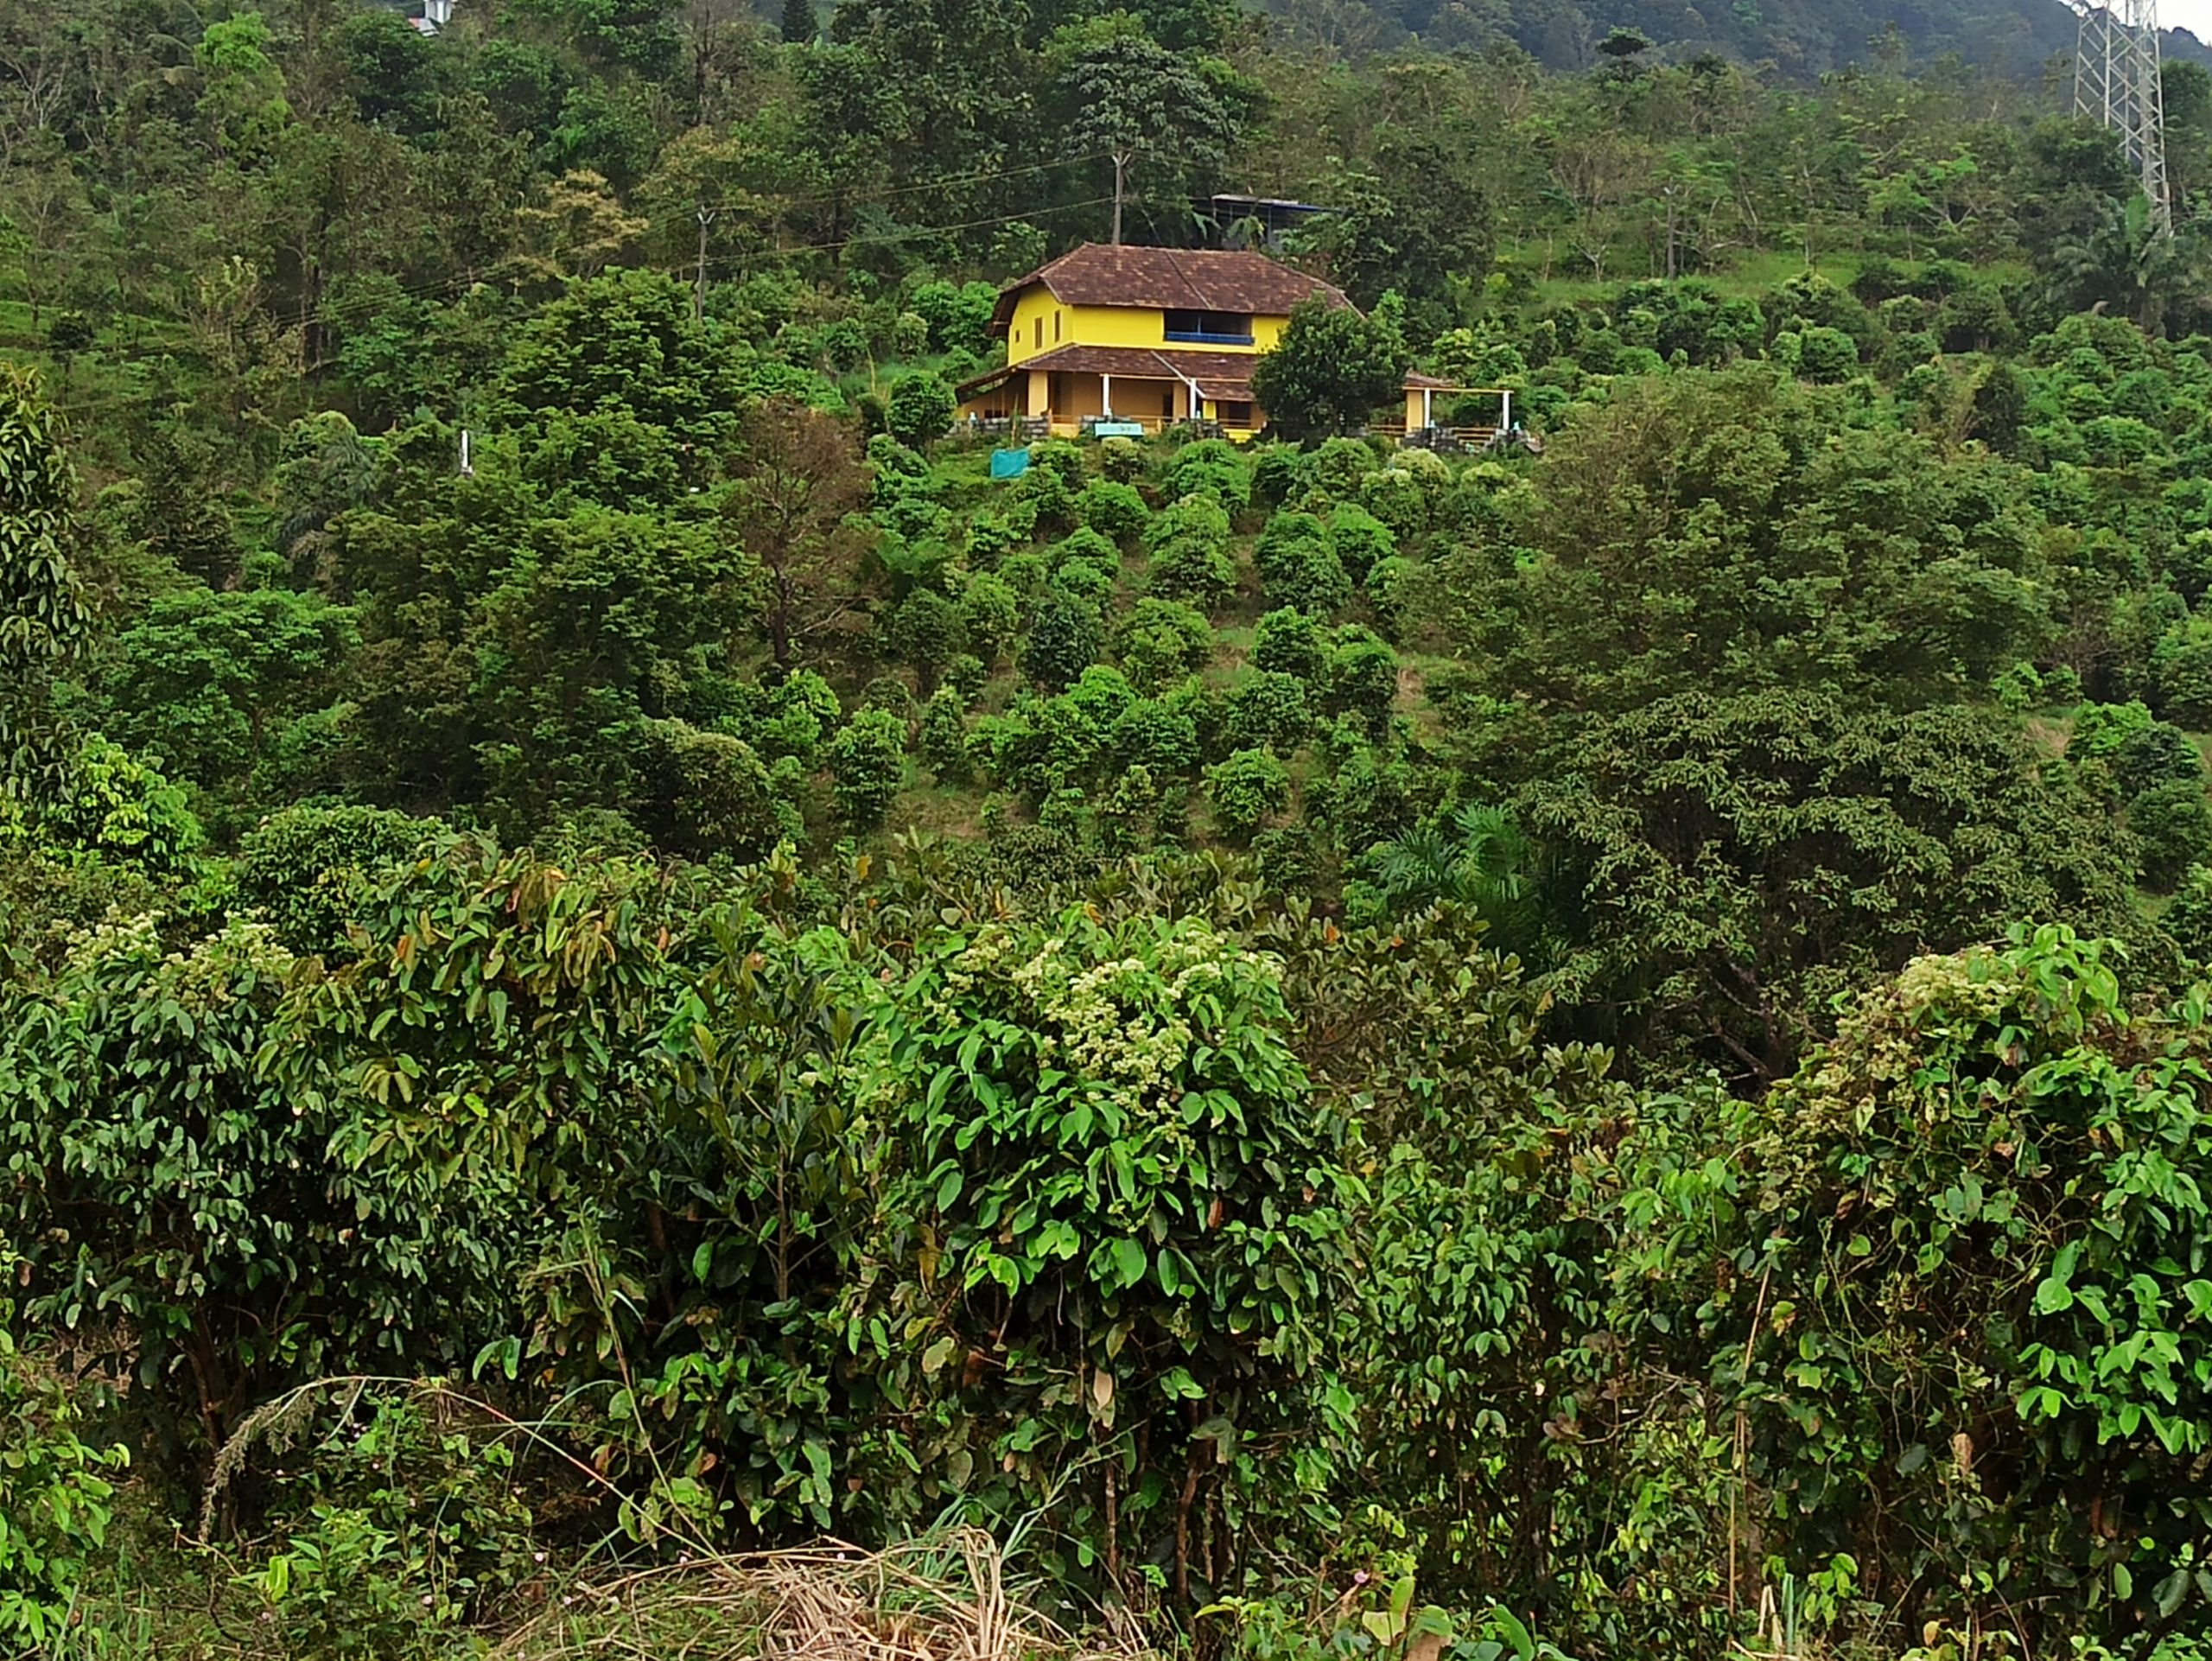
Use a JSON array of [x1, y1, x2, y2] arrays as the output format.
[[989, 449, 1031, 480]]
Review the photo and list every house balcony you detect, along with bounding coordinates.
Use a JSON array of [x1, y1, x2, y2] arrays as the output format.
[[954, 345, 1267, 440]]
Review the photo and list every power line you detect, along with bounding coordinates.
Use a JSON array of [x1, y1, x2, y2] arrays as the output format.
[[291, 147, 1114, 325], [705, 193, 1116, 272], [48, 153, 1111, 355], [32, 193, 1106, 422]]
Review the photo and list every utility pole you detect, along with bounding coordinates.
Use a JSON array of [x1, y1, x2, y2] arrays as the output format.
[[1112, 150, 1129, 245], [2075, 0, 2172, 234], [695, 203, 716, 323]]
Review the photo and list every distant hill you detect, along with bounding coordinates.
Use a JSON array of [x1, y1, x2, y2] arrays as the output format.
[[1256, 0, 2212, 79]]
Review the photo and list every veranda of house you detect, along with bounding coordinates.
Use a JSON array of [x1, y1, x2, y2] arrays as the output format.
[[958, 358, 1261, 437], [960, 354, 1504, 444]]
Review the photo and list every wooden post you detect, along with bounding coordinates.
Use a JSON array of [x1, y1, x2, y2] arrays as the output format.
[[694, 206, 715, 324]]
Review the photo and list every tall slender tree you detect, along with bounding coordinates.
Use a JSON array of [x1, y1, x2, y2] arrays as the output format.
[[0, 366, 90, 806]]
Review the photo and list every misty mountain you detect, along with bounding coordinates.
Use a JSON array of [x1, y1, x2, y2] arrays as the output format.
[[1257, 0, 2212, 79]]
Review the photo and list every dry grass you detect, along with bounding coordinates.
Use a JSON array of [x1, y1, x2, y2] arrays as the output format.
[[493, 1529, 1159, 1661]]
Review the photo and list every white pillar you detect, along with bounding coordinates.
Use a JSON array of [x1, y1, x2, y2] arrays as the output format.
[[1422, 387, 1433, 427], [1100, 372, 1113, 417], [1501, 389, 1512, 430]]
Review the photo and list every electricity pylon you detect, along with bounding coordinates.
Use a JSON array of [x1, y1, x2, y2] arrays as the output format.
[[2075, 0, 2173, 234]]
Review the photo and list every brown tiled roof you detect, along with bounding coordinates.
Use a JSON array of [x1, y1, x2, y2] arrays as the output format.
[[989, 245, 1350, 334], [1192, 377, 1255, 402], [958, 344, 1262, 398], [955, 363, 1021, 399], [957, 343, 1438, 401]]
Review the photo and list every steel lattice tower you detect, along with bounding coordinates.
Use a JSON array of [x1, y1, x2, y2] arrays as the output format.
[[2075, 0, 2174, 233]]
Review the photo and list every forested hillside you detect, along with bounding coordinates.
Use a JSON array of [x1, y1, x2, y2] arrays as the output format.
[[9, 2, 2212, 1658], [1258, 0, 2212, 78]]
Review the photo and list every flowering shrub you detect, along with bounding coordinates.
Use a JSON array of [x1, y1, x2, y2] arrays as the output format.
[[844, 911, 1345, 1598]]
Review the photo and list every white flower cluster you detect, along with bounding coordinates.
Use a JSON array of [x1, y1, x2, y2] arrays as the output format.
[[999, 924, 1271, 1111], [65, 913, 296, 1011], [1808, 945, 2017, 1132], [64, 907, 168, 969], [1890, 947, 2012, 1025]]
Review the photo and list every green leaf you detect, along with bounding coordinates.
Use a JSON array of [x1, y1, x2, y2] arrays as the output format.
[[2156, 1567, 2191, 1618], [1111, 1238, 1147, 1289], [1491, 1605, 1535, 1661], [1110, 1143, 1137, 1204]]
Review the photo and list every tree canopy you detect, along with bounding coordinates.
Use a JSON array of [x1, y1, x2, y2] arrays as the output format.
[[12, 3, 2212, 1657]]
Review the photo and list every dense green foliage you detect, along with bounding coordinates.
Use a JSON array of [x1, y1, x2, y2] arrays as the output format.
[[0, 366, 91, 803], [16, 1, 2212, 1657]]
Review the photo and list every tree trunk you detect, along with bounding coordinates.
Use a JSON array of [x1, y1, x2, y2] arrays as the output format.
[[769, 566, 793, 671]]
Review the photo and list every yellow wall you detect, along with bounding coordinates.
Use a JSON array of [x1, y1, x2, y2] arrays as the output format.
[[1005, 285, 1065, 365], [1004, 280, 1292, 363], [1068, 303, 1167, 349], [1053, 371, 1104, 422]]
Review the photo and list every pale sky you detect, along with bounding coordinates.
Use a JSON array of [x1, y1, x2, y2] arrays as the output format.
[[2171, 0, 2212, 46]]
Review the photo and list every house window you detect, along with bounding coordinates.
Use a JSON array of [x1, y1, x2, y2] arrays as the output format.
[[1164, 309, 1254, 345], [1034, 318, 1044, 349], [1160, 385, 1174, 417], [1219, 400, 1254, 428], [1054, 310, 1063, 340]]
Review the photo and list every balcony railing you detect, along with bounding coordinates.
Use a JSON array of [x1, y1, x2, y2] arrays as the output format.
[[1370, 421, 1502, 452], [964, 415, 1051, 440], [1078, 415, 1229, 437], [1163, 330, 1255, 347]]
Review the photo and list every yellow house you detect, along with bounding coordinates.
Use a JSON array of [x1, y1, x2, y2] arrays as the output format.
[[955, 243, 1452, 441]]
